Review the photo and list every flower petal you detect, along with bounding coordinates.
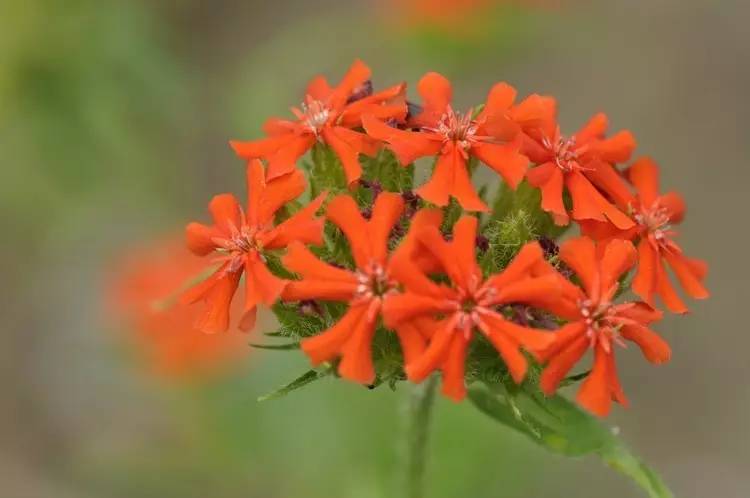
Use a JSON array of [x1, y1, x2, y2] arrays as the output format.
[[326, 195, 371, 268], [369, 192, 405, 263], [632, 238, 658, 305], [509, 94, 557, 136], [598, 239, 637, 298], [626, 157, 660, 206], [306, 75, 332, 100], [262, 192, 326, 249], [490, 275, 562, 309], [528, 163, 568, 225], [621, 324, 671, 364], [256, 168, 306, 225], [656, 257, 688, 314], [589, 130, 636, 164], [660, 192, 686, 224], [181, 265, 241, 334], [382, 292, 456, 327], [663, 249, 709, 300], [478, 310, 554, 355], [393, 321, 428, 366], [245, 159, 266, 226], [328, 59, 372, 111], [450, 146, 489, 211], [281, 242, 355, 282], [245, 255, 286, 309], [301, 304, 367, 365], [185, 222, 217, 256], [451, 215, 482, 287], [584, 159, 635, 208], [484, 241, 544, 290], [441, 332, 470, 401], [478, 317, 529, 384], [414, 72, 452, 125], [320, 127, 364, 185], [472, 140, 528, 190], [479, 81, 516, 118], [362, 115, 442, 165], [539, 334, 589, 395], [338, 315, 378, 384], [560, 236, 599, 299], [576, 344, 613, 417], [574, 113, 608, 143], [208, 193, 242, 233], [567, 171, 634, 229], [230, 133, 293, 159], [405, 317, 456, 382], [266, 133, 316, 181]]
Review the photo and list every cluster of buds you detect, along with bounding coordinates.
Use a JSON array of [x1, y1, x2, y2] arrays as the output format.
[[180, 60, 708, 417]]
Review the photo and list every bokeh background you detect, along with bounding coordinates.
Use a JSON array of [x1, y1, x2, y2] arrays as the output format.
[[2, 1, 748, 497]]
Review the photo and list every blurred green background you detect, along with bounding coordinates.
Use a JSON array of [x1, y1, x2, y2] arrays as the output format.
[[1, 1, 747, 497]]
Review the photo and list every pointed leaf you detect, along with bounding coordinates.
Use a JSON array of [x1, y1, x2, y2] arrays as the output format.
[[257, 368, 330, 402], [249, 342, 300, 351], [468, 382, 673, 498]]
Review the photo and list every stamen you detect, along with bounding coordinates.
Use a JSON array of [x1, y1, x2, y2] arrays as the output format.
[[424, 107, 487, 151], [297, 96, 331, 134]]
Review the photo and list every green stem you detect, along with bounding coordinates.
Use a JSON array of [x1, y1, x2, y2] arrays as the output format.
[[405, 375, 438, 498]]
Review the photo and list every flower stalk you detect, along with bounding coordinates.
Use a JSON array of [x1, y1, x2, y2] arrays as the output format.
[[405, 375, 438, 498]]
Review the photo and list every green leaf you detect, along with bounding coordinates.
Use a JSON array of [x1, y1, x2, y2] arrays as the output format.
[[249, 342, 300, 351], [257, 368, 330, 402], [468, 382, 673, 498]]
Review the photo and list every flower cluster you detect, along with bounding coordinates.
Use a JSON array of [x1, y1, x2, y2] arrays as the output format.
[[181, 60, 708, 416]]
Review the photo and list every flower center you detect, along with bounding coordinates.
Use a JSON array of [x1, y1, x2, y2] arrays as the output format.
[[212, 222, 261, 273], [633, 202, 671, 242], [355, 262, 395, 300], [298, 97, 331, 134], [543, 133, 580, 172], [452, 280, 495, 332], [425, 107, 480, 150], [579, 299, 626, 353]]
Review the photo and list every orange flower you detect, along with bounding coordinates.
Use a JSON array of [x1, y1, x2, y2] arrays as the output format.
[[230, 59, 406, 185], [581, 157, 709, 313], [383, 215, 560, 400], [280, 193, 442, 384], [363, 73, 534, 211], [182, 159, 325, 333], [390, 0, 493, 31], [106, 237, 248, 379], [522, 112, 637, 228], [534, 237, 671, 417]]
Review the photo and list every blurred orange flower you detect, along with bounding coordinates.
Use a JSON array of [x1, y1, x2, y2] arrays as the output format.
[[106, 237, 249, 380], [383, 0, 560, 33]]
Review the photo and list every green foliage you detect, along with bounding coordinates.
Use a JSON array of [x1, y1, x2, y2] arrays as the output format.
[[363, 148, 414, 192], [269, 302, 333, 340], [468, 382, 673, 498], [479, 211, 537, 273], [306, 143, 348, 197], [257, 368, 332, 402], [491, 179, 566, 238]]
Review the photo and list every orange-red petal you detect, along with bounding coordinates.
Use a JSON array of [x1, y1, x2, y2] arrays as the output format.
[[621, 324, 671, 364], [472, 140, 528, 190], [301, 304, 367, 365], [626, 157, 660, 206], [369, 192, 405, 263], [576, 344, 613, 417], [441, 332, 470, 401]]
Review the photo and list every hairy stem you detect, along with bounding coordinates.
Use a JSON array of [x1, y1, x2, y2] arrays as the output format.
[[405, 375, 438, 498]]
